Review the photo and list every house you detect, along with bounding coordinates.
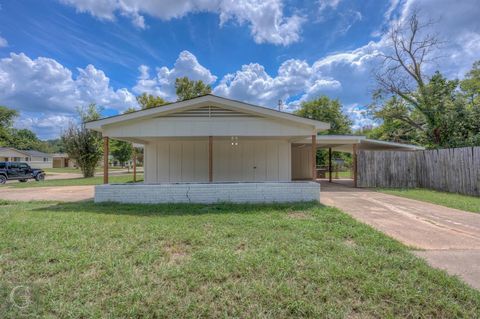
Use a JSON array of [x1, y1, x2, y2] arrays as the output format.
[[0, 147, 53, 168], [85, 94, 421, 204], [52, 153, 77, 168]]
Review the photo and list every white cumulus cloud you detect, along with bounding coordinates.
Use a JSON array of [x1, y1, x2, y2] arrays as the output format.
[[133, 50, 217, 100], [0, 52, 137, 139], [0, 53, 136, 114], [214, 59, 341, 109], [0, 36, 7, 48], [58, 0, 304, 45]]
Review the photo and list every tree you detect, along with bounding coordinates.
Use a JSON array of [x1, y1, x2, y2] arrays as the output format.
[[294, 96, 352, 134], [373, 11, 480, 148], [10, 128, 52, 152], [295, 96, 353, 167], [175, 77, 211, 101], [111, 140, 133, 169], [62, 104, 103, 178], [0, 105, 52, 152], [374, 11, 446, 146], [0, 106, 18, 146], [136, 93, 167, 109]]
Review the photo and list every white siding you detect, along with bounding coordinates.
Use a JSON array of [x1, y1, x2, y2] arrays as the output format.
[[144, 139, 209, 183], [144, 138, 291, 183], [103, 116, 315, 138], [291, 145, 312, 180]]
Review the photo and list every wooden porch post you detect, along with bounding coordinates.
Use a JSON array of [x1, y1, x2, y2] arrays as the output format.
[[353, 144, 358, 188], [103, 136, 109, 184], [132, 145, 137, 183], [311, 134, 317, 181], [328, 147, 332, 183], [208, 136, 213, 182]]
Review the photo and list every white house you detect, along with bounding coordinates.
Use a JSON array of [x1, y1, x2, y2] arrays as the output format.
[[86, 95, 421, 204], [52, 153, 77, 168], [0, 147, 53, 168]]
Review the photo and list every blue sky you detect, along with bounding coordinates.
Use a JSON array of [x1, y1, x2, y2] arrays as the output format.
[[0, 0, 479, 139]]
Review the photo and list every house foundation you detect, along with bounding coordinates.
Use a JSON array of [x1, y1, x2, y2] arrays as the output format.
[[94, 182, 320, 204]]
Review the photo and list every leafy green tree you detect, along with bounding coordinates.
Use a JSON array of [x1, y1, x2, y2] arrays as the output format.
[[374, 10, 480, 148], [459, 61, 480, 146], [10, 129, 51, 152], [111, 140, 133, 169], [371, 68, 480, 148], [136, 93, 167, 109], [0, 106, 18, 146], [175, 77, 211, 101], [295, 96, 352, 135], [46, 139, 66, 153], [295, 96, 353, 167], [62, 104, 103, 178]]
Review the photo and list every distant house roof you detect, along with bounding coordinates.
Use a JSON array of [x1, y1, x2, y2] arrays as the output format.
[[52, 153, 69, 158], [22, 150, 52, 157], [0, 147, 52, 158], [0, 147, 30, 157]]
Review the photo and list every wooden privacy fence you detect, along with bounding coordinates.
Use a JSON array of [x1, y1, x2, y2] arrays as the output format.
[[357, 147, 480, 196]]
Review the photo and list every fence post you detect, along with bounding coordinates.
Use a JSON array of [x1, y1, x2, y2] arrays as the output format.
[[353, 144, 358, 188]]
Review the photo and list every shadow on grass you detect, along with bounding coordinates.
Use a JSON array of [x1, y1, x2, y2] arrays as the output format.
[[32, 200, 323, 217]]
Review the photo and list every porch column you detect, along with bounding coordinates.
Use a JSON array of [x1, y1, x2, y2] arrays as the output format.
[[132, 145, 137, 183], [311, 134, 317, 181], [103, 136, 109, 184], [353, 144, 358, 188], [328, 147, 332, 182], [208, 136, 213, 182]]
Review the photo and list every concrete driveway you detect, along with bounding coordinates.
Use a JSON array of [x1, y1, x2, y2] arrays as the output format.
[[321, 181, 480, 290], [0, 186, 94, 202]]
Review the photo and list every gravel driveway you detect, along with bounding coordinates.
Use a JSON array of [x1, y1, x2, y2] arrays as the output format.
[[321, 181, 480, 290]]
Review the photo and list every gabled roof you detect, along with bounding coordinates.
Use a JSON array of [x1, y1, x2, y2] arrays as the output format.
[[0, 147, 30, 156], [0, 147, 52, 157], [22, 150, 52, 157], [85, 94, 330, 132]]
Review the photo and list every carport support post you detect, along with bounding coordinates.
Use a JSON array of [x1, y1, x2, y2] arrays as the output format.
[[103, 136, 109, 184], [328, 147, 332, 182], [132, 146, 137, 183], [209, 136, 213, 182], [353, 144, 358, 188], [311, 134, 317, 181]]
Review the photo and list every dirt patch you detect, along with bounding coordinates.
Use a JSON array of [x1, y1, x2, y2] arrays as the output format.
[[343, 239, 357, 248], [0, 186, 94, 202], [164, 242, 190, 265], [287, 211, 312, 220], [235, 242, 247, 254]]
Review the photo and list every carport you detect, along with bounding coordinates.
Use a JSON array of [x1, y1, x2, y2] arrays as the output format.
[[292, 135, 424, 187]]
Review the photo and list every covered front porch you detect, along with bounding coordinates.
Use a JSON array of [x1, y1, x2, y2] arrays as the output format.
[[98, 134, 321, 203]]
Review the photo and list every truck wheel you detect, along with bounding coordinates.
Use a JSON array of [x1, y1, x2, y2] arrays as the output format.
[[0, 175, 6, 184], [19, 179, 28, 183], [35, 174, 45, 182]]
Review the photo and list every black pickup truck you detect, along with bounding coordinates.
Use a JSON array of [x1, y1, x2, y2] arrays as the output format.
[[0, 162, 45, 184]]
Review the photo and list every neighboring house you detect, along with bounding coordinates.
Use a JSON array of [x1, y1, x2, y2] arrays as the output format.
[[52, 153, 77, 168], [0, 147, 53, 168], [86, 94, 421, 204]]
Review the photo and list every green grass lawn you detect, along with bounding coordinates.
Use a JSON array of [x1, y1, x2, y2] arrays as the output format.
[[0, 201, 478, 318], [379, 188, 480, 214], [4, 174, 144, 188]]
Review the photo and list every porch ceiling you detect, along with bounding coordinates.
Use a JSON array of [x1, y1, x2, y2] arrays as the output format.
[[293, 135, 424, 153]]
